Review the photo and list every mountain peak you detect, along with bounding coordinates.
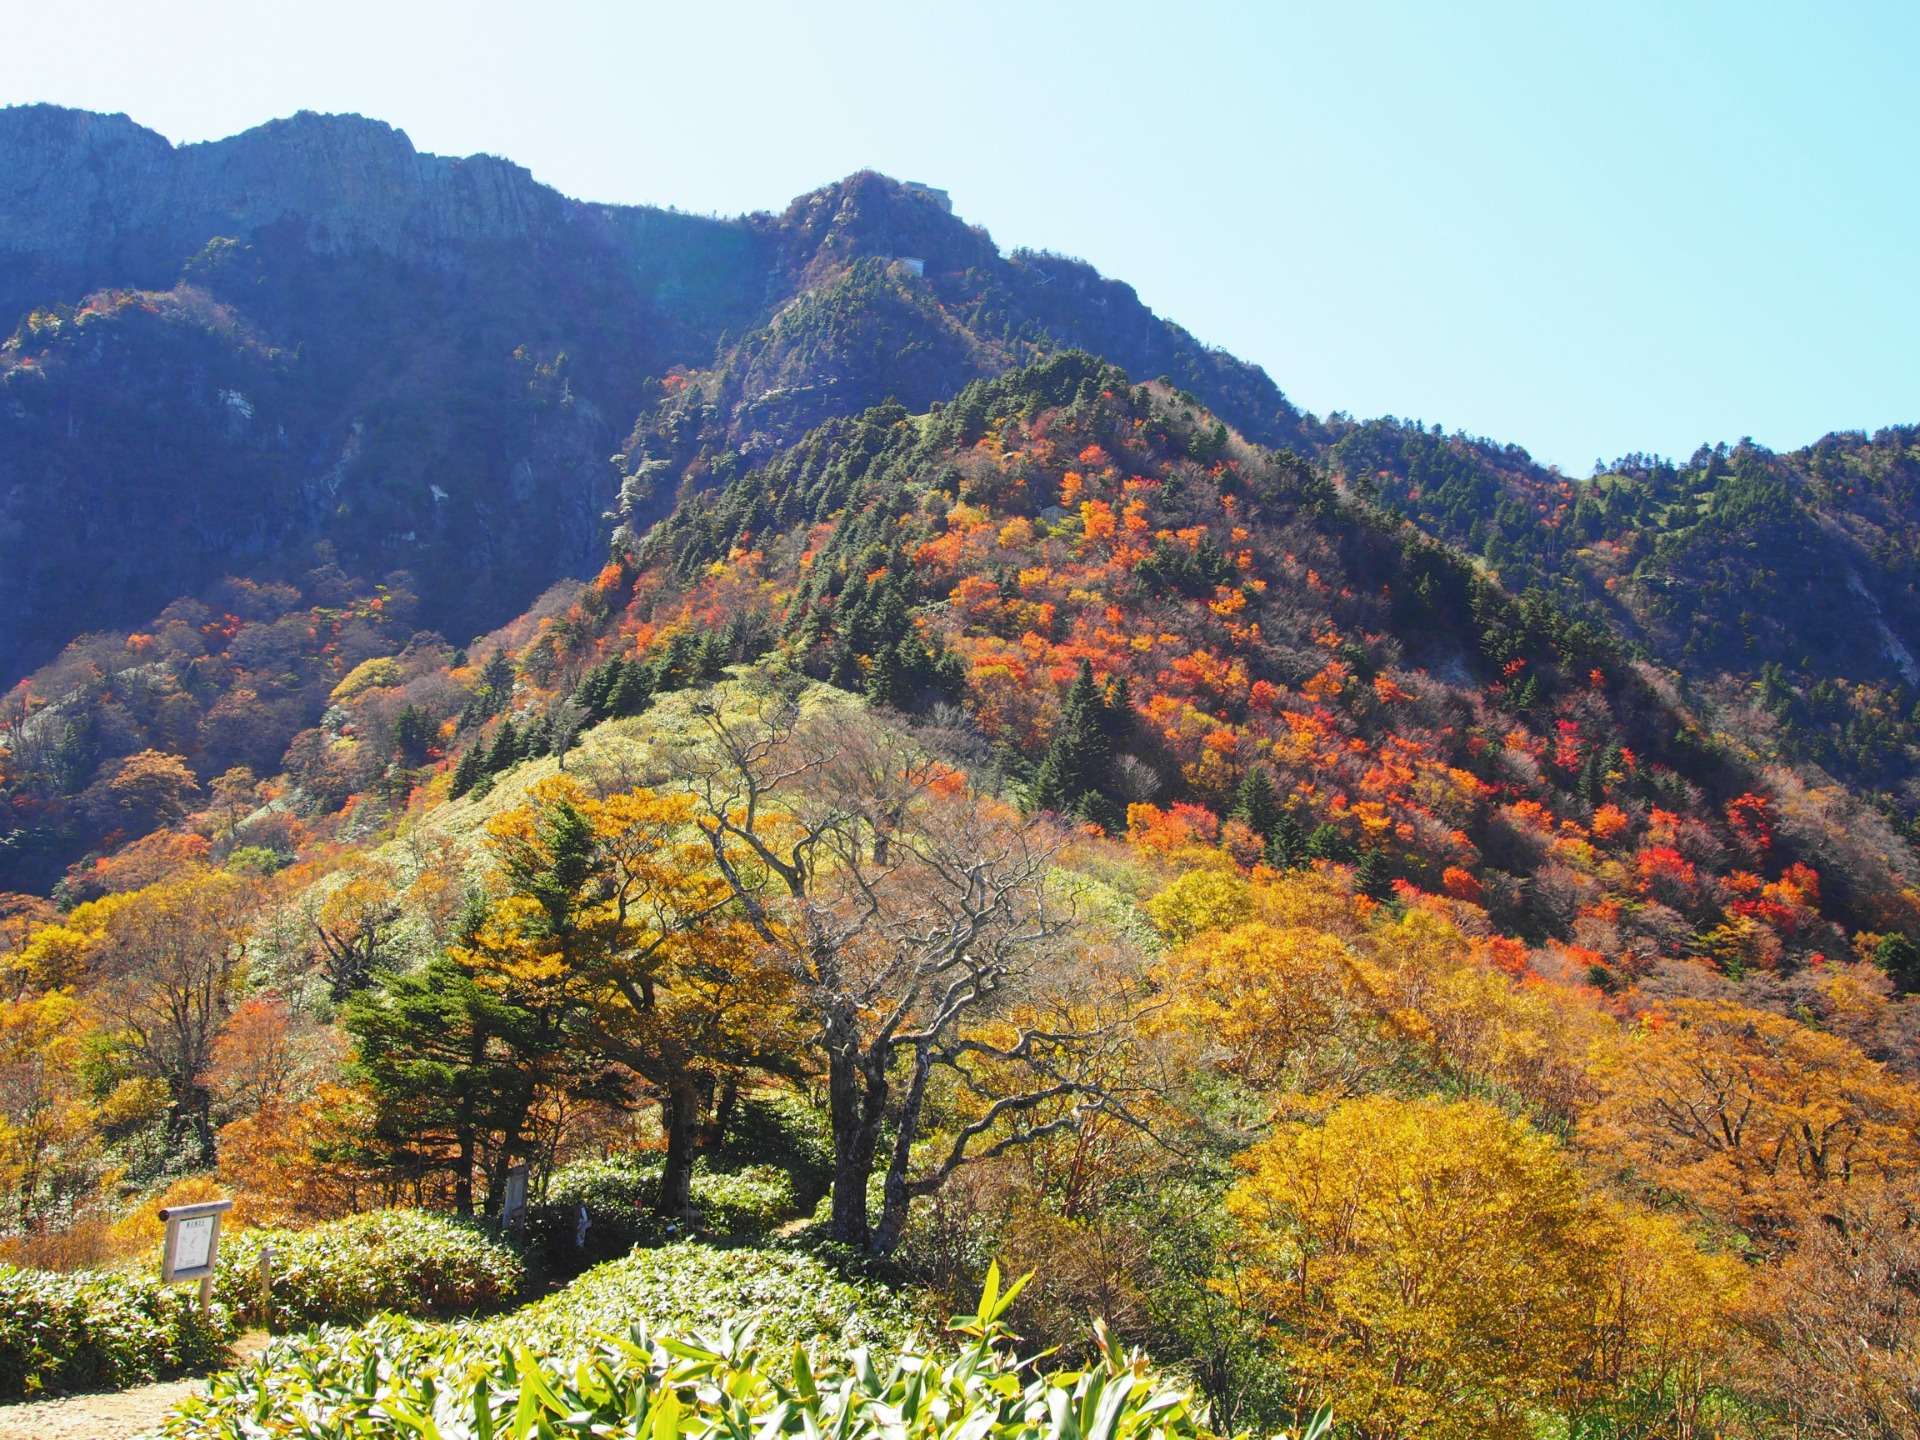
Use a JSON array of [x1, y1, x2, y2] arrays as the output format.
[[774, 169, 996, 284]]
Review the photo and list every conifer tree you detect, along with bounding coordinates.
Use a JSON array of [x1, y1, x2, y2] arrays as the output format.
[[1876, 933, 1920, 993], [483, 719, 520, 775], [607, 660, 651, 717], [1306, 822, 1352, 864], [1354, 847, 1392, 900], [343, 956, 541, 1218], [1231, 766, 1284, 843], [1266, 811, 1307, 869], [1032, 661, 1113, 821], [1102, 674, 1134, 742], [865, 644, 904, 709], [391, 705, 434, 766], [450, 745, 484, 799]]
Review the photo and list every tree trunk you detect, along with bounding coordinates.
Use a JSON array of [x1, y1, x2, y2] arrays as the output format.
[[173, 1081, 216, 1168], [708, 1077, 740, 1150], [825, 1036, 884, 1249], [872, 1047, 933, 1254], [454, 1126, 475, 1218], [657, 1077, 701, 1218]]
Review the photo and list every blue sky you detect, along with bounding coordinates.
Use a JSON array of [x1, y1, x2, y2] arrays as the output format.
[[6, 0, 1914, 471]]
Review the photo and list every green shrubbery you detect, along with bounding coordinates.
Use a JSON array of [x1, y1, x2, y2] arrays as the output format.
[[0, 1262, 233, 1397], [217, 1209, 525, 1332], [524, 1154, 673, 1274], [484, 1242, 916, 1357], [526, 1140, 810, 1276], [159, 1242, 930, 1438], [710, 1092, 836, 1203], [159, 1259, 1284, 1440], [691, 1164, 799, 1236]]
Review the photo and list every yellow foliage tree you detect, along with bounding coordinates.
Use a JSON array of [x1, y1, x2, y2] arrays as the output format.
[[1581, 998, 1920, 1243], [1150, 918, 1382, 1095], [0, 989, 99, 1232], [1228, 1095, 1611, 1440], [465, 777, 798, 1216]]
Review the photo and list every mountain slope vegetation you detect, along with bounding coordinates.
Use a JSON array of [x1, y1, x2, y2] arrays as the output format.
[[1, 108, 1918, 1440], [0, 108, 1305, 682]]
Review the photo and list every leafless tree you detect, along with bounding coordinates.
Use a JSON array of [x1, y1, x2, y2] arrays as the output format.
[[667, 672, 1154, 1251]]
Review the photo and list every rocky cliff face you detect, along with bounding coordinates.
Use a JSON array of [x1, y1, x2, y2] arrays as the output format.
[[0, 107, 577, 315], [0, 107, 1308, 684]]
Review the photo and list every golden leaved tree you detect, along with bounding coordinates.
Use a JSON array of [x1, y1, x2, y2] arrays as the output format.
[[1229, 1094, 1612, 1440], [465, 776, 799, 1216], [1581, 997, 1920, 1243]]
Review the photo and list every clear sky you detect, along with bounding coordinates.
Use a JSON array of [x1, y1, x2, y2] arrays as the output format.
[[6, 0, 1914, 471]]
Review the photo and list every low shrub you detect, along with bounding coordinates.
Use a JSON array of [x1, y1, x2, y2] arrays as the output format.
[[710, 1091, 836, 1202], [526, 1150, 807, 1276], [217, 1209, 525, 1331], [524, 1153, 671, 1277], [157, 1262, 1324, 1440], [480, 1241, 916, 1358], [693, 1163, 800, 1237], [0, 1262, 233, 1397]]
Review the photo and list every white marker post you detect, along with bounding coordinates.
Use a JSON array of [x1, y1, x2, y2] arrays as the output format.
[[159, 1198, 233, 1315], [501, 1163, 529, 1232]]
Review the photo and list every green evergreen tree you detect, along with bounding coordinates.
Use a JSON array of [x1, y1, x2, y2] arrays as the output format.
[[342, 956, 539, 1218], [578, 659, 622, 719], [483, 720, 520, 775], [1231, 767, 1283, 842], [865, 643, 904, 709], [450, 745, 484, 799], [1353, 847, 1392, 901], [1876, 933, 1920, 993], [1102, 674, 1135, 742], [479, 651, 516, 713], [1306, 822, 1352, 864], [391, 705, 434, 766], [1032, 661, 1113, 821], [607, 660, 652, 717], [1266, 811, 1307, 869]]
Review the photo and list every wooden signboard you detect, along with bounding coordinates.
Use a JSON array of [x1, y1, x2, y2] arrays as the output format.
[[159, 1197, 233, 1312]]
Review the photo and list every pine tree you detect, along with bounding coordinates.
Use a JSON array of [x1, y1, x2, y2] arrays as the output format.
[[391, 705, 434, 766], [1232, 767, 1283, 842], [865, 643, 904, 709], [1033, 661, 1113, 821], [1353, 847, 1392, 900], [1101, 674, 1134, 742], [1266, 811, 1307, 869], [1306, 823, 1353, 864], [483, 720, 520, 775], [479, 651, 515, 714], [450, 746, 484, 799], [342, 956, 540, 1218], [1876, 933, 1920, 993], [607, 660, 652, 717], [578, 659, 622, 719]]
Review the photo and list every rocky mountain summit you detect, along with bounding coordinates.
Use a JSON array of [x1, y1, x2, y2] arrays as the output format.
[[0, 107, 1302, 683]]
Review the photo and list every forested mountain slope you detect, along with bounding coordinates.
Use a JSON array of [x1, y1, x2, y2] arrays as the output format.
[[3, 355, 1920, 1439], [0, 107, 1303, 682], [1337, 419, 1920, 813]]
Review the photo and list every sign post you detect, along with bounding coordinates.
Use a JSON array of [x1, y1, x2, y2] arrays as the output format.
[[159, 1198, 233, 1315], [501, 1163, 529, 1232]]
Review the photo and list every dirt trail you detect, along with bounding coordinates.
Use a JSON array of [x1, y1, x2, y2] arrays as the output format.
[[0, 1332, 271, 1440]]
